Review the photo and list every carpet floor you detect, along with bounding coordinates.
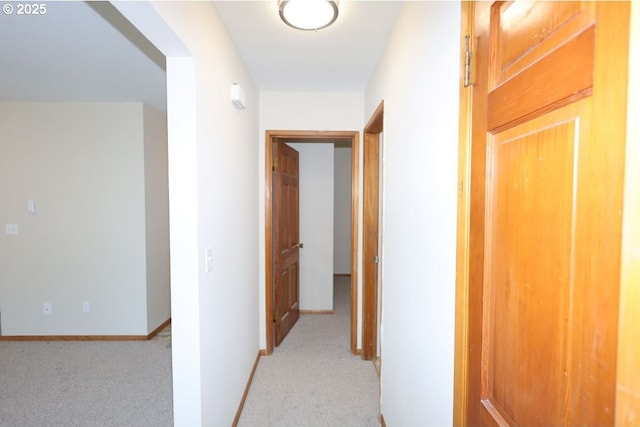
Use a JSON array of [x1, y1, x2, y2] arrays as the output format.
[[0, 278, 378, 427], [0, 335, 173, 427], [237, 277, 380, 427]]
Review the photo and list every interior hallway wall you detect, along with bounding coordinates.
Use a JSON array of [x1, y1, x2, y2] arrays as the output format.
[[113, 2, 261, 425], [364, 1, 461, 425], [143, 104, 171, 333], [287, 143, 334, 311], [334, 147, 352, 275], [0, 102, 170, 336]]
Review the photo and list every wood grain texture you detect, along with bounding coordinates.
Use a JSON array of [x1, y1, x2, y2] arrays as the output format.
[[365, 101, 384, 134], [487, 26, 595, 132], [466, 2, 630, 426], [454, 3, 474, 426], [483, 101, 587, 427], [616, 3, 640, 425], [351, 133, 360, 355], [489, 1, 595, 89], [362, 102, 383, 361], [361, 131, 379, 361], [466, 2, 491, 424], [273, 141, 301, 346], [568, 3, 629, 425], [265, 132, 275, 355]]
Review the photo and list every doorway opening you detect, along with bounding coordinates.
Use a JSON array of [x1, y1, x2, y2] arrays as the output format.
[[264, 130, 360, 355]]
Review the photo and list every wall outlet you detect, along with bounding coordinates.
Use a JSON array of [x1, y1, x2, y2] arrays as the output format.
[[43, 302, 52, 316], [82, 301, 90, 313]]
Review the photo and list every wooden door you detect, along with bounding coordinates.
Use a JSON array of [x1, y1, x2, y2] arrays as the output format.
[[363, 102, 383, 361], [362, 131, 380, 360], [273, 140, 301, 346], [466, 2, 630, 426]]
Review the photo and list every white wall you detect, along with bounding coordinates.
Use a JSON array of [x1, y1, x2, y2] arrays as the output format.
[[0, 102, 169, 336], [334, 147, 352, 275], [143, 105, 171, 333], [114, 2, 260, 425], [287, 143, 334, 311], [259, 92, 364, 348], [365, 2, 461, 426]]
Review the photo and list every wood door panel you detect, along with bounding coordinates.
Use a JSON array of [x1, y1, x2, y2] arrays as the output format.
[[483, 101, 586, 427], [490, 1, 595, 90], [466, 2, 629, 426], [275, 262, 299, 345], [273, 142, 300, 346], [362, 130, 380, 360], [487, 25, 594, 132]]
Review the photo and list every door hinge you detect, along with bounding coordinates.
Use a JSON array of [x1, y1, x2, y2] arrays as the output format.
[[272, 157, 278, 171], [464, 34, 472, 88], [273, 308, 279, 322]]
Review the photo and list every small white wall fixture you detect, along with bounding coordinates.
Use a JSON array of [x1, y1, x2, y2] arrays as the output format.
[[231, 83, 246, 110]]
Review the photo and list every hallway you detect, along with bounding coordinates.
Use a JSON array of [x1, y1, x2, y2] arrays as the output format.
[[237, 277, 380, 426]]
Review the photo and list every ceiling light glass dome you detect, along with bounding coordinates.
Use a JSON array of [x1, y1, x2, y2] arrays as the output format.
[[278, 0, 339, 31]]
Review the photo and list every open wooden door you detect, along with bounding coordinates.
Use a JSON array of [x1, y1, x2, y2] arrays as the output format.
[[273, 140, 301, 346], [464, 2, 630, 426]]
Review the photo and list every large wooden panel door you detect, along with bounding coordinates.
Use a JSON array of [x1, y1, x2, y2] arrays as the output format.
[[467, 2, 630, 426], [273, 141, 301, 346]]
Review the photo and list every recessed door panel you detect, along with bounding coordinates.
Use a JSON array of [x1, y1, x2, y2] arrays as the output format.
[[490, 1, 595, 89], [482, 101, 586, 427], [467, 2, 629, 426]]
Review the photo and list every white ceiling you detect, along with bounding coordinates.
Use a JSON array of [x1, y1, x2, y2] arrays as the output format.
[[212, 1, 402, 91], [0, 1, 167, 110], [0, 1, 402, 110]]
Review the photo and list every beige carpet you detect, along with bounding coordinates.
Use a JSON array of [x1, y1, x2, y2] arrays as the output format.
[[237, 277, 380, 427], [0, 332, 173, 427], [0, 278, 378, 427]]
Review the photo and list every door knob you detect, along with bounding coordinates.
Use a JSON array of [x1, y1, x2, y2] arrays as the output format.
[[296, 242, 304, 249]]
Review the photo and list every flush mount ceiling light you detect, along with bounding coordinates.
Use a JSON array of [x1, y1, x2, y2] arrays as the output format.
[[278, 0, 339, 31]]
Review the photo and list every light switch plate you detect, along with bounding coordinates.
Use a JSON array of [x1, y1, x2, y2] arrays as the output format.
[[205, 248, 213, 273], [5, 224, 18, 235]]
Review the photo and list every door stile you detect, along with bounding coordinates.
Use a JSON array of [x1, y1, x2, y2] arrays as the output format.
[[453, 2, 474, 425]]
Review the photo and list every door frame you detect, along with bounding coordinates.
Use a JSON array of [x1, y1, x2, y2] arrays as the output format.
[[265, 130, 360, 355], [362, 101, 383, 361], [453, 3, 473, 425]]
